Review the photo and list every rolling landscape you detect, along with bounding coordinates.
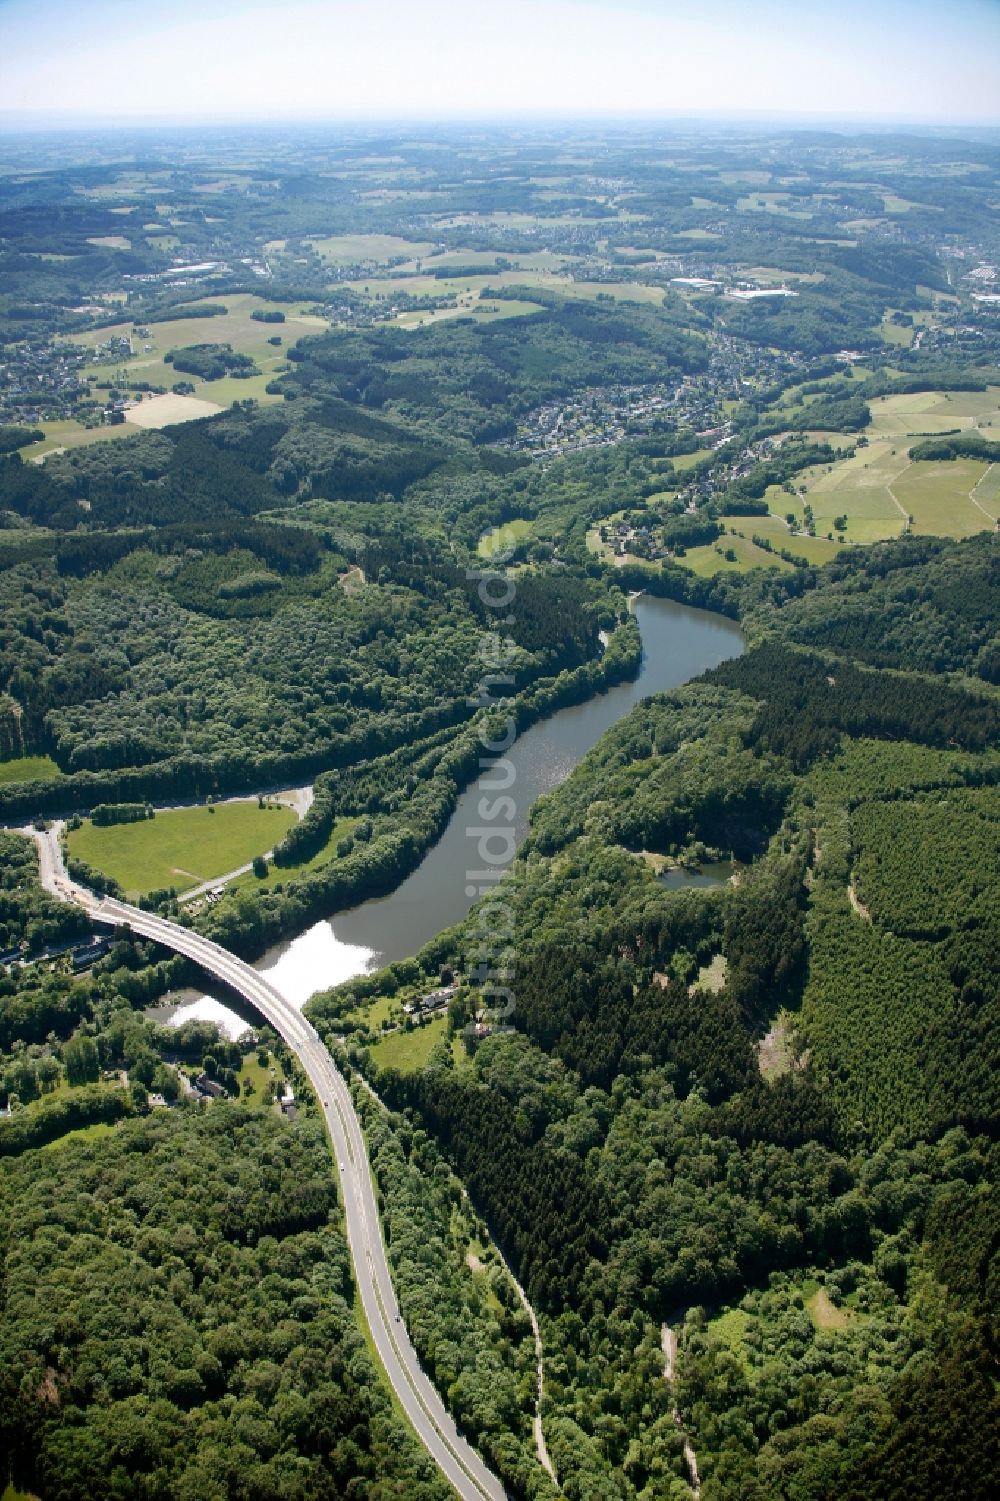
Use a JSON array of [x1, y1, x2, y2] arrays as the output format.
[[1, 3, 999, 1498]]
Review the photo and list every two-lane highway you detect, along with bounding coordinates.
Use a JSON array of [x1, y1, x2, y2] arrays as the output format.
[[32, 827, 507, 1501]]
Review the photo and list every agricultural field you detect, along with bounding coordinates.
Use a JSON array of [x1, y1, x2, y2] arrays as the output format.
[[672, 227, 723, 240], [878, 315, 914, 347], [356, 266, 664, 314], [357, 267, 558, 301], [680, 531, 793, 575], [67, 293, 329, 407], [868, 387, 1000, 438], [19, 417, 141, 460], [307, 233, 436, 262], [395, 296, 542, 329], [745, 511, 843, 563], [971, 462, 1000, 516], [410, 247, 571, 273], [124, 393, 223, 428], [766, 387, 1000, 542], [670, 446, 715, 471], [67, 800, 298, 898], [893, 457, 998, 536], [431, 209, 637, 231], [780, 445, 909, 542], [556, 280, 665, 305]]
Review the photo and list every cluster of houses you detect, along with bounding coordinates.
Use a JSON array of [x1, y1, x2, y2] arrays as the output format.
[[494, 330, 800, 468], [497, 381, 683, 460], [0, 337, 91, 426], [0, 935, 111, 974], [602, 517, 671, 562], [402, 983, 457, 1018], [396, 981, 507, 1051]]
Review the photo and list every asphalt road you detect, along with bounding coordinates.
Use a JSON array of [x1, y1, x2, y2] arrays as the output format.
[[33, 826, 507, 1501]]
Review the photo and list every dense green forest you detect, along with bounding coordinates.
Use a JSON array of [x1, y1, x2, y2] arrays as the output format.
[[0, 1106, 455, 1501], [314, 530, 1000, 1501]]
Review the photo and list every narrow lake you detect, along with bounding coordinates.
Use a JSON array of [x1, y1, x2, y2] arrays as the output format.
[[155, 595, 744, 1036]]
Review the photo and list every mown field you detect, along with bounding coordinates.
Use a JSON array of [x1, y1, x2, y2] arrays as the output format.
[[67, 800, 298, 897], [679, 532, 793, 576], [228, 815, 361, 894], [18, 418, 141, 460], [396, 297, 543, 330], [894, 456, 997, 536], [355, 264, 666, 324]]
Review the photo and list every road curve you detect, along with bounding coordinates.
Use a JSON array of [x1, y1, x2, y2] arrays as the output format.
[[32, 828, 506, 1501]]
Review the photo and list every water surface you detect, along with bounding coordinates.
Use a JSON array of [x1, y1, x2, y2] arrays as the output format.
[[658, 860, 735, 891], [159, 595, 743, 1032]]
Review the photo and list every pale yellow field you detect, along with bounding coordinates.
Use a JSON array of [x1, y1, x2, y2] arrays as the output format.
[[867, 388, 1000, 439], [561, 280, 665, 306], [124, 393, 224, 428]]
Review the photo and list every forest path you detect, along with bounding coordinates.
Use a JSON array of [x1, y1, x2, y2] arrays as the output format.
[[661, 1324, 701, 1496]]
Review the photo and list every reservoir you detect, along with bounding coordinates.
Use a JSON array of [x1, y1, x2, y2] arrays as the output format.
[[158, 595, 744, 1035]]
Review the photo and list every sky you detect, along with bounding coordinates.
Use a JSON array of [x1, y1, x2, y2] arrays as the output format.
[[1, 0, 999, 129]]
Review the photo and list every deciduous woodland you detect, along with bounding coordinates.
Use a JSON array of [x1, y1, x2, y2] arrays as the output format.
[[1, 120, 998, 1501]]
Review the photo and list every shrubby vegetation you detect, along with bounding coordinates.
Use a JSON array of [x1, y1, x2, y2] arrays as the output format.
[[0, 831, 90, 954]]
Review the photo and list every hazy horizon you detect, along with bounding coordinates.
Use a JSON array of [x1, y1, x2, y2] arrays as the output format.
[[2, 0, 999, 130]]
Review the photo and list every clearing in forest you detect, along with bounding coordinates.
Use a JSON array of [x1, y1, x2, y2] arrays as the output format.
[[67, 801, 297, 898]]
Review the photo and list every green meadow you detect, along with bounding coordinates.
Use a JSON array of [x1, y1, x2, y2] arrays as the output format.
[[67, 801, 298, 897], [0, 755, 62, 786], [370, 1014, 449, 1074], [477, 517, 534, 558]]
